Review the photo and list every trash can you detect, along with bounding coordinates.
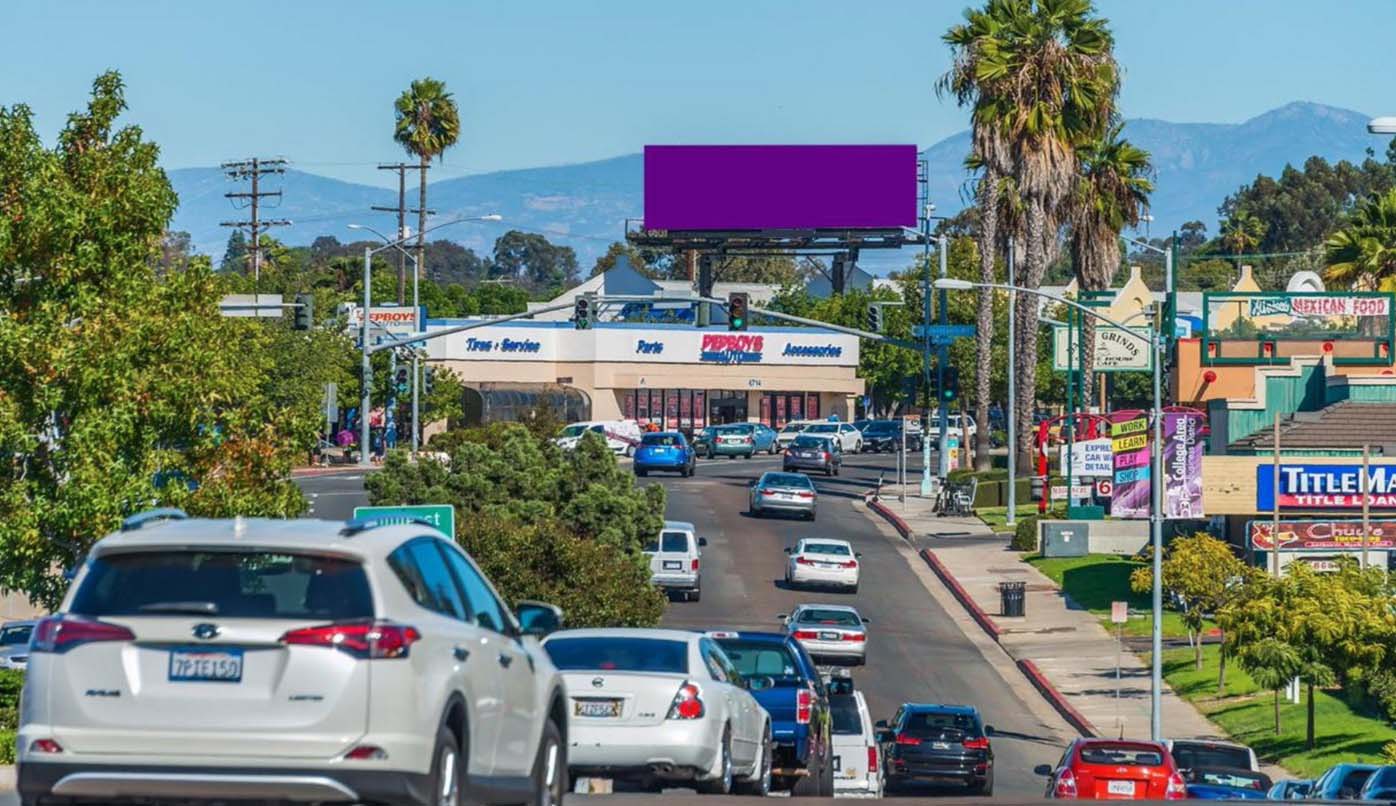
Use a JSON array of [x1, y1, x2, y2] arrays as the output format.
[[999, 581, 1026, 617]]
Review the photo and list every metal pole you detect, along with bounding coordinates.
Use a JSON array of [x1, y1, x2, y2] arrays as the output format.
[[412, 253, 421, 454], [359, 246, 372, 468], [1006, 240, 1017, 527], [1272, 413, 1282, 578], [1362, 443, 1371, 570], [937, 235, 950, 476], [1066, 305, 1076, 509], [1150, 300, 1165, 742], [920, 218, 934, 496]]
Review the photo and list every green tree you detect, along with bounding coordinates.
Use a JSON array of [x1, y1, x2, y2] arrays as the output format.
[[1322, 189, 1396, 292], [492, 230, 579, 291], [1130, 532, 1248, 677], [1220, 210, 1266, 259], [394, 77, 461, 306], [221, 229, 248, 272]]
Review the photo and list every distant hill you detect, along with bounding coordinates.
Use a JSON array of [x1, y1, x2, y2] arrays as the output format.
[[170, 101, 1379, 272]]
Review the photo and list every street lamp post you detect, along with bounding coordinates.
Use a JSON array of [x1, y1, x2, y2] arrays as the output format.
[[348, 214, 501, 467], [936, 277, 1168, 741]]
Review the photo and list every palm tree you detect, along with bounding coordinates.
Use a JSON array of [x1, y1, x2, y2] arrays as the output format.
[[1220, 211, 1265, 261], [393, 78, 461, 305], [1068, 123, 1153, 398], [1322, 189, 1396, 291], [949, 0, 1120, 465]]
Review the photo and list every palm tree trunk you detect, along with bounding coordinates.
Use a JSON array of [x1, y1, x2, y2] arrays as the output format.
[[1015, 203, 1048, 468], [417, 155, 429, 306], [974, 171, 999, 472]]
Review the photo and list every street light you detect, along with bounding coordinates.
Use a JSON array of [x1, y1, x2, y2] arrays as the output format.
[[347, 214, 502, 465], [936, 277, 1168, 742], [1368, 117, 1396, 134]]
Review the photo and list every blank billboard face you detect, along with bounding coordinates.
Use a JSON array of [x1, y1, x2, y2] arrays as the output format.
[[643, 145, 918, 231]]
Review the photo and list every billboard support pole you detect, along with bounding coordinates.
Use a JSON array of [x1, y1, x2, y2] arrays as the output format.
[[1362, 443, 1372, 570], [937, 235, 950, 477], [1149, 300, 1165, 742], [1272, 412, 1282, 578]]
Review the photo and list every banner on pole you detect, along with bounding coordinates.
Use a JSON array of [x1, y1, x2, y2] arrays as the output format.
[[1059, 438, 1113, 477], [1110, 412, 1151, 519], [1163, 412, 1204, 518]]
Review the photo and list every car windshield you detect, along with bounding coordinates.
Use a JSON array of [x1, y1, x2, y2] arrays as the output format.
[[1171, 743, 1251, 771], [1190, 769, 1271, 790], [717, 425, 752, 434], [559, 425, 587, 438], [802, 543, 851, 556], [1079, 744, 1165, 767], [830, 694, 865, 735], [780, 423, 807, 433], [544, 637, 688, 674], [1343, 769, 1377, 793], [796, 608, 861, 627], [805, 424, 837, 434], [762, 473, 813, 489], [791, 435, 831, 450], [901, 710, 979, 738], [642, 434, 681, 446], [0, 625, 31, 645], [864, 421, 897, 434], [71, 551, 373, 620], [714, 640, 803, 684]]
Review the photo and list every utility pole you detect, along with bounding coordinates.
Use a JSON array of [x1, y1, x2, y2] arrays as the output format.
[[220, 158, 290, 288], [372, 163, 412, 305]]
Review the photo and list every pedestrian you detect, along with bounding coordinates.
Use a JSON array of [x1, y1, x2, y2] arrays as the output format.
[[371, 428, 384, 463], [336, 427, 354, 462], [385, 416, 398, 452]]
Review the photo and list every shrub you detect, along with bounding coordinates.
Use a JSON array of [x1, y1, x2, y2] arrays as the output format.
[[1012, 515, 1039, 552]]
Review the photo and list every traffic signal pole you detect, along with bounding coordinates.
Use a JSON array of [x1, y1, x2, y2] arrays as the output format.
[[937, 234, 950, 477]]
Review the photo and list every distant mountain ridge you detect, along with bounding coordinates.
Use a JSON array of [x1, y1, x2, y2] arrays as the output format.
[[170, 101, 1378, 271]]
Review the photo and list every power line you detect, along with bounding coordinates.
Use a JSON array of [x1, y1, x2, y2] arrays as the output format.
[[219, 157, 291, 287]]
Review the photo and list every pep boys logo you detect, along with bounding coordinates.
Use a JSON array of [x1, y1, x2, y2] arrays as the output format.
[[700, 333, 764, 364]]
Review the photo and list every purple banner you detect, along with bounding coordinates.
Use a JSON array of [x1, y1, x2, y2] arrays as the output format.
[[643, 145, 918, 231], [1110, 413, 1151, 519], [1163, 412, 1205, 518]]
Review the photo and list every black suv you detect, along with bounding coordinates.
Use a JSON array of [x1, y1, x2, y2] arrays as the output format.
[[860, 420, 922, 453], [877, 703, 994, 795]]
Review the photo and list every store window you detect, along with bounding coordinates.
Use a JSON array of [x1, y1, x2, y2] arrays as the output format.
[[807, 394, 820, 421]]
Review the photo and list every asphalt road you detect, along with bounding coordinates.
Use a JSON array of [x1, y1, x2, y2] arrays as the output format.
[[297, 471, 374, 520], [648, 450, 1069, 799]]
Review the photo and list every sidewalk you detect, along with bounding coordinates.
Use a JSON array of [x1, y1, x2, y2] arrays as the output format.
[[865, 493, 1282, 771]]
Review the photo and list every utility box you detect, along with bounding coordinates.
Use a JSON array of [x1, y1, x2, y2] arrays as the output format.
[[1041, 521, 1089, 558]]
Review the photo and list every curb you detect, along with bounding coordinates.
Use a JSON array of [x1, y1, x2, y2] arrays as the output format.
[[919, 549, 1001, 641], [1016, 659, 1098, 738], [865, 495, 913, 541], [291, 466, 377, 479]]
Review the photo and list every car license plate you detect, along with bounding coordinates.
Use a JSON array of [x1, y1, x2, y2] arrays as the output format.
[[931, 741, 951, 749], [662, 560, 682, 570], [168, 648, 244, 683], [833, 755, 841, 771], [820, 631, 839, 640], [574, 699, 621, 718], [1107, 780, 1135, 796]]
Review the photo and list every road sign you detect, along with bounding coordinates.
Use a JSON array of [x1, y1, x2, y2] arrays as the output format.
[[1095, 478, 1113, 497], [914, 324, 976, 344], [352, 504, 456, 537], [1110, 601, 1128, 624]]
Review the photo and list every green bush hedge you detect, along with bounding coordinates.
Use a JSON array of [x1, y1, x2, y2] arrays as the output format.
[[0, 668, 23, 764], [1011, 507, 1066, 552]]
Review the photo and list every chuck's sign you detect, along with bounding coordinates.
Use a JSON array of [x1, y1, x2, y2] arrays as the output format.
[[1256, 463, 1396, 510]]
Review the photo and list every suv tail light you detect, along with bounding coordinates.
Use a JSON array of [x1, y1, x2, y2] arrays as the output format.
[[796, 557, 815, 565], [31, 615, 135, 653], [867, 745, 878, 772], [823, 451, 831, 460], [667, 681, 705, 720], [1165, 771, 1187, 800], [796, 687, 813, 724], [839, 560, 858, 568], [797, 491, 815, 499], [29, 738, 63, 754], [844, 633, 866, 642], [792, 630, 819, 640], [962, 736, 990, 750], [761, 489, 777, 496], [279, 620, 420, 659], [894, 734, 922, 746], [691, 558, 699, 571], [1054, 768, 1077, 799]]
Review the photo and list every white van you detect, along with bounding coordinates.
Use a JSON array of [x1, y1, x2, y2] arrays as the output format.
[[643, 520, 706, 602], [831, 688, 882, 796], [555, 419, 642, 456]]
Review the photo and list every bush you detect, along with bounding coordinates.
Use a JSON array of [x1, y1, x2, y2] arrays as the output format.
[[1012, 515, 1039, 552], [0, 668, 21, 764]]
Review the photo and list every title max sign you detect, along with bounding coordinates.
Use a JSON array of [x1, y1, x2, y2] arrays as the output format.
[[1256, 463, 1396, 510]]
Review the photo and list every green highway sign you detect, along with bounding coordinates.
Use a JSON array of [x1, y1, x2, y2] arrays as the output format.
[[352, 504, 456, 537]]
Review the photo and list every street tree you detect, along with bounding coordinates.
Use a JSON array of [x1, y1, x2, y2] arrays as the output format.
[[1323, 189, 1396, 292], [394, 77, 461, 305], [1130, 532, 1248, 680], [491, 230, 579, 292]]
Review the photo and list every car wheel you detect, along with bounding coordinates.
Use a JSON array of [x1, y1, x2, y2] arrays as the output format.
[[697, 727, 734, 794], [636, 469, 647, 477], [817, 747, 835, 797], [783, 465, 793, 473], [850, 583, 859, 594], [744, 452, 752, 460], [624, 444, 634, 458], [690, 587, 701, 603], [769, 444, 778, 455], [708, 448, 716, 459], [429, 724, 462, 806], [807, 509, 816, 521], [736, 726, 773, 796], [971, 769, 994, 797], [790, 757, 823, 797], [529, 718, 567, 806]]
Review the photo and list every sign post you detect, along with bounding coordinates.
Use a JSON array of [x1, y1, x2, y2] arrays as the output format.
[[1111, 601, 1128, 732], [352, 504, 456, 538]]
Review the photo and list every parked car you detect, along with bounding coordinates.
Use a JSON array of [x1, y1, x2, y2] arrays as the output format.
[[643, 520, 706, 602], [784, 538, 860, 592], [852, 419, 872, 433], [776, 420, 817, 449], [928, 412, 978, 441], [18, 508, 569, 806], [783, 434, 842, 476], [1034, 738, 1187, 800], [707, 630, 835, 796], [691, 426, 719, 456], [633, 431, 696, 477], [1358, 766, 1396, 799], [704, 423, 776, 459], [543, 628, 773, 794], [780, 604, 868, 666], [0, 620, 35, 671], [831, 686, 882, 797], [1183, 767, 1272, 800], [1166, 738, 1259, 773], [749, 471, 818, 520], [1267, 779, 1312, 800], [1309, 763, 1380, 800], [860, 419, 923, 453], [801, 422, 863, 453], [555, 419, 642, 456], [878, 703, 993, 795]]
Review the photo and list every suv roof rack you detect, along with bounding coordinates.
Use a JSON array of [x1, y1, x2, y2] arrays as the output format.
[[121, 508, 189, 532], [340, 515, 442, 537]]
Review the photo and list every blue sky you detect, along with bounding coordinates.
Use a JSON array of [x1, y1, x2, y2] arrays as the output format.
[[3, 0, 1395, 188]]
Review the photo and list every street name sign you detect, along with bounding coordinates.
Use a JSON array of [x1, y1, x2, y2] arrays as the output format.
[[914, 324, 976, 345], [352, 504, 456, 537]]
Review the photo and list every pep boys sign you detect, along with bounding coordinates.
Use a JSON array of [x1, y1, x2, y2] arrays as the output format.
[[700, 333, 765, 364]]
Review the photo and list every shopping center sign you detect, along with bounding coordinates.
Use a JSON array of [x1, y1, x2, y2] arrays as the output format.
[[1249, 520, 1396, 552], [1256, 463, 1396, 510]]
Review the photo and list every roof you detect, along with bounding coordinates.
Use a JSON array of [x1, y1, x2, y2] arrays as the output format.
[[91, 515, 440, 558], [663, 520, 696, 531], [707, 630, 788, 642], [800, 538, 853, 547], [795, 603, 861, 613], [903, 703, 980, 715], [544, 628, 698, 642], [1227, 401, 1396, 453]]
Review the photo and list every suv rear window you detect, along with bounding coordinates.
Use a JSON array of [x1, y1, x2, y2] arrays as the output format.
[[642, 434, 681, 446], [1079, 743, 1165, 766], [714, 639, 802, 683], [71, 551, 373, 620], [660, 532, 690, 552], [545, 637, 688, 673], [1170, 742, 1250, 771], [901, 710, 980, 739], [0, 624, 32, 645], [830, 694, 865, 735]]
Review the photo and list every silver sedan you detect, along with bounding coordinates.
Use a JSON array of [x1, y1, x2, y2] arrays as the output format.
[[748, 471, 817, 520]]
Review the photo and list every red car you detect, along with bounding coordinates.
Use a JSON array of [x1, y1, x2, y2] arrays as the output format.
[[1035, 739, 1187, 800]]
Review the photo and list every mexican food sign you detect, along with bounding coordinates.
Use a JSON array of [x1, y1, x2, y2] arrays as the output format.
[[1249, 520, 1396, 552]]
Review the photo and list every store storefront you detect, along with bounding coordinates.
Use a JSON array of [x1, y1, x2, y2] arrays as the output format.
[[424, 320, 863, 432]]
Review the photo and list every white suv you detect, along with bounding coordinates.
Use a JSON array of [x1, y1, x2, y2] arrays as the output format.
[[18, 508, 569, 806]]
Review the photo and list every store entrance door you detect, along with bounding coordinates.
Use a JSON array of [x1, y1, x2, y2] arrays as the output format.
[[708, 391, 748, 425]]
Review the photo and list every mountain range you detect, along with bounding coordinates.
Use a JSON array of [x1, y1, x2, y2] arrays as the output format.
[[170, 101, 1380, 272]]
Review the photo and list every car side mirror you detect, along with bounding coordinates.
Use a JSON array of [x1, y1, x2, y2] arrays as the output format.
[[783, 547, 792, 554], [984, 724, 995, 736], [856, 552, 863, 558], [862, 617, 871, 624], [515, 601, 563, 638], [777, 614, 788, 622], [698, 537, 708, 547], [876, 730, 892, 743], [1034, 764, 1054, 777], [874, 719, 889, 729]]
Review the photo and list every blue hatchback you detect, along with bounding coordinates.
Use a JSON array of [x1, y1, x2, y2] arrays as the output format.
[[634, 431, 696, 477]]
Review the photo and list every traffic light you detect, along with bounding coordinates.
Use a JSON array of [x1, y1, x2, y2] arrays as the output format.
[[940, 366, 960, 406], [293, 293, 313, 330], [727, 292, 749, 331], [574, 295, 595, 330], [866, 304, 882, 333], [423, 367, 436, 396], [394, 367, 409, 395]]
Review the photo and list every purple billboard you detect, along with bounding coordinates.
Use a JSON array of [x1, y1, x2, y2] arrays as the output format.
[[643, 145, 919, 231]]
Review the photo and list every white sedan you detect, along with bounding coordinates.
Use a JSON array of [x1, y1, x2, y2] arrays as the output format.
[[543, 628, 773, 794], [784, 539, 860, 592], [780, 604, 869, 666], [801, 422, 863, 453]]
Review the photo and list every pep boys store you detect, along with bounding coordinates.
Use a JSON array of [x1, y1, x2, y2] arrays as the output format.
[[423, 320, 863, 431]]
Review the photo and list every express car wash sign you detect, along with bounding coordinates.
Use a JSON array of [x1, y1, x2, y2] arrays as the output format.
[[1256, 463, 1396, 510]]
